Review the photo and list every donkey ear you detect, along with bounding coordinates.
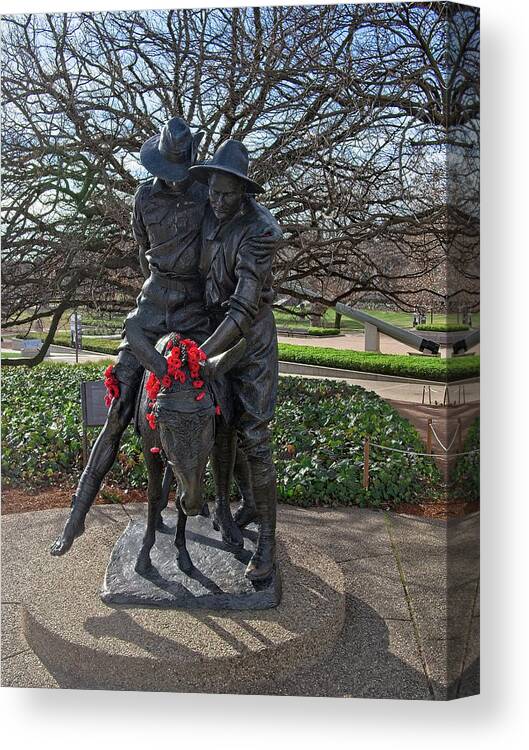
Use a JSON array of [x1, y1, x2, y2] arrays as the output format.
[[191, 130, 205, 164], [207, 338, 247, 379]]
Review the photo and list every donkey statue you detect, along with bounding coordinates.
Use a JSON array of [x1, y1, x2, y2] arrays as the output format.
[[134, 332, 247, 575]]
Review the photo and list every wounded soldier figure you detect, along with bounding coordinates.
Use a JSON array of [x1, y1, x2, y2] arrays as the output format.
[[51, 117, 246, 556]]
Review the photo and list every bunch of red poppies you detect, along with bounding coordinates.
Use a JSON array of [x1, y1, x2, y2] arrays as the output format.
[[103, 364, 120, 408], [145, 335, 210, 431]]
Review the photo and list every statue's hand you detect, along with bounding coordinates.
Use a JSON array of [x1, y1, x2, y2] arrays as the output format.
[[152, 355, 168, 382], [198, 358, 215, 382]]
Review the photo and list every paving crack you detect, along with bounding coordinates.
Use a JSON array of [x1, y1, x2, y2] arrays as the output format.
[[455, 576, 480, 698], [384, 511, 436, 699], [1, 647, 31, 662]]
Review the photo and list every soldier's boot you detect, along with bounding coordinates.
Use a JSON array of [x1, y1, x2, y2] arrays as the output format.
[[245, 480, 277, 581], [233, 447, 257, 528]]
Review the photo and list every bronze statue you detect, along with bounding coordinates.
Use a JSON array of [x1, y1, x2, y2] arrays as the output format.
[[134, 333, 246, 574]]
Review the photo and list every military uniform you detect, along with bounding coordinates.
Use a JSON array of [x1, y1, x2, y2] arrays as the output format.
[[122, 177, 211, 377], [200, 196, 282, 485]]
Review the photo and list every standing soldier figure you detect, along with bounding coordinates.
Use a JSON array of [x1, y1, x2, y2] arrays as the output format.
[[189, 140, 282, 580]]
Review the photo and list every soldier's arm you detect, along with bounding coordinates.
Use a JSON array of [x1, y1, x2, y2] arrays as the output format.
[[201, 223, 280, 359], [227, 224, 281, 336]]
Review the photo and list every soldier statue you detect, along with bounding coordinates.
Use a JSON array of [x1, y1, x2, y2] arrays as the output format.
[[190, 140, 282, 580]]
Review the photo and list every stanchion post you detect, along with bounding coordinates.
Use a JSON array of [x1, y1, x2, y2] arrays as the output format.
[[457, 417, 463, 452], [363, 437, 370, 489], [427, 418, 433, 454]]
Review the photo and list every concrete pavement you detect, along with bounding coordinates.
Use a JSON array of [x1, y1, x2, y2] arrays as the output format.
[[1, 503, 479, 699]]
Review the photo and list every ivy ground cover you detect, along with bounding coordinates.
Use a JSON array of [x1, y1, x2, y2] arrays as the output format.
[[3, 362, 449, 508]]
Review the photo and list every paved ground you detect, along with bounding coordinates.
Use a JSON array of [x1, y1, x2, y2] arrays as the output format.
[[1, 503, 479, 699]]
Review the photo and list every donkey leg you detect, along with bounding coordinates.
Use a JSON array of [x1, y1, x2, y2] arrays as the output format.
[[155, 464, 173, 533], [135, 448, 164, 574], [174, 497, 193, 574]]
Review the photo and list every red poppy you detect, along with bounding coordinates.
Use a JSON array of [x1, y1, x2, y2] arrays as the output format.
[[150, 446, 161, 454], [195, 391, 206, 401], [104, 366, 120, 405], [215, 405, 222, 416]]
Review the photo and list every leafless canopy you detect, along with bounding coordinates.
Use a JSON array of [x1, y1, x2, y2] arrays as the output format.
[[1, 2, 479, 342]]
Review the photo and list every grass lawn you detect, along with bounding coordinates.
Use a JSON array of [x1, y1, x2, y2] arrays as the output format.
[[275, 307, 480, 332], [1, 350, 22, 359]]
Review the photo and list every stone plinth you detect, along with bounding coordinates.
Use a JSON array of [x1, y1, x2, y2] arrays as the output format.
[[101, 513, 281, 610], [2, 506, 345, 693]]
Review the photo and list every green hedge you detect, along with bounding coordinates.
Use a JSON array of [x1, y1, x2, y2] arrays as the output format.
[[302, 327, 340, 336], [278, 344, 479, 381], [30, 334, 479, 381], [39, 332, 121, 356], [2, 363, 444, 508], [277, 327, 340, 336], [416, 324, 470, 332]]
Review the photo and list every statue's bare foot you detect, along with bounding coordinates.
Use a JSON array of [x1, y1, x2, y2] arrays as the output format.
[[50, 511, 86, 556]]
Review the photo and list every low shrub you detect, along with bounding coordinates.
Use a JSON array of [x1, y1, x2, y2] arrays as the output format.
[[35, 332, 121, 356], [31, 334, 479, 381], [2, 364, 442, 508], [416, 324, 470, 332], [303, 327, 340, 336], [276, 327, 340, 336], [451, 418, 480, 501], [278, 344, 479, 381]]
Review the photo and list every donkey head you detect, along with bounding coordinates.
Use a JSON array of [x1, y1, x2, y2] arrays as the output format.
[[146, 334, 245, 516]]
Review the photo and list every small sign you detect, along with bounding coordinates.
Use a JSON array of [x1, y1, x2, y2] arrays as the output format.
[[81, 380, 109, 426], [70, 313, 83, 349]]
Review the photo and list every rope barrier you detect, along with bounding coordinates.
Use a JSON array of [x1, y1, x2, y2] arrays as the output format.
[[369, 442, 479, 459], [429, 422, 459, 453]]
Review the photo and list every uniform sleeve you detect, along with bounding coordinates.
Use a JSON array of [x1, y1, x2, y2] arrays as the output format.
[[227, 223, 282, 336], [131, 188, 150, 279]]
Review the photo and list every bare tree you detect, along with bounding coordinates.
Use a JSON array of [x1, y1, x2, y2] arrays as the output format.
[[1, 3, 479, 363]]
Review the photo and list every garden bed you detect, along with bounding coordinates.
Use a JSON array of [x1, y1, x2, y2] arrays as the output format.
[[1, 363, 481, 509], [415, 323, 470, 332], [278, 344, 479, 381], [23, 335, 480, 381], [0, 485, 478, 520]]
